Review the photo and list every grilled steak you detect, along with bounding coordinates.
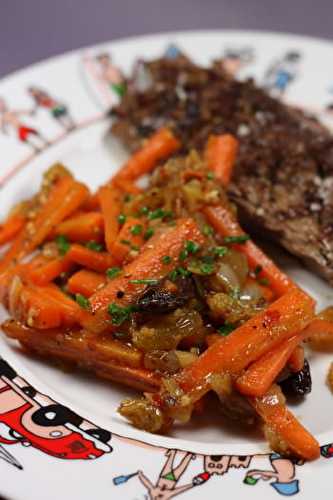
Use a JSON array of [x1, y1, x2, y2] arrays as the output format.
[[111, 55, 333, 283]]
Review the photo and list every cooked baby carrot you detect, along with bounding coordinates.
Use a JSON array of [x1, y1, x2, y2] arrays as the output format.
[[82, 192, 100, 211], [0, 214, 26, 246], [112, 216, 145, 264], [26, 258, 73, 286], [235, 334, 306, 397], [249, 385, 320, 460], [203, 205, 296, 297], [204, 134, 238, 185], [288, 345, 305, 372], [67, 244, 116, 273], [112, 128, 181, 184], [172, 288, 314, 397], [98, 185, 122, 253], [54, 212, 104, 242], [85, 218, 204, 333], [67, 270, 106, 297]]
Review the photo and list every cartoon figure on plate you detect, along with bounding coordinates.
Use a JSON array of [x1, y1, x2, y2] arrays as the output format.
[[0, 358, 112, 460], [114, 449, 197, 499], [192, 454, 253, 485], [263, 51, 301, 97], [0, 97, 48, 152], [220, 47, 254, 77], [244, 453, 301, 496], [27, 86, 75, 131]]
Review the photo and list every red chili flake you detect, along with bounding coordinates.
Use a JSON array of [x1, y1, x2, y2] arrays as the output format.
[[262, 309, 280, 328]]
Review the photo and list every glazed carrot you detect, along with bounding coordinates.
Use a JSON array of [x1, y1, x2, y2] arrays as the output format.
[[305, 318, 333, 351], [112, 128, 181, 184], [204, 134, 238, 185], [82, 192, 100, 211], [25, 258, 73, 286], [249, 385, 320, 460], [2, 320, 161, 393], [235, 334, 306, 397], [112, 179, 142, 195], [98, 185, 122, 253], [288, 345, 305, 372], [67, 244, 116, 273], [171, 288, 314, 398], [67, 270, 106, 297], [85, 218, 205, 333], [112, 216, 145, 264], [45, 284, 92, 325], [0, 214, 26, 246], [203, 205, 296, 297], [54, 212, 104, 242]]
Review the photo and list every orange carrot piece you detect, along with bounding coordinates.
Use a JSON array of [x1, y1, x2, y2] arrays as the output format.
[[26, 258, 73, 286], [112, 179, 142, 195], [45, 284, 91, 326], [54, 212, 104, 242], [82, 192, 100, 211], [249, 385, 320, 460], [204, 134, 239, 185], [112, 128, 181, 184], [173, 288, 314, 396], [0, 214, 26, 246], [85, 218, 204, 333], [305, 318, 333, 351], [98, 185, 122, 253], [288, 345, 305, 372], [112, 216, 145, 264], [235, 334, 306, 397], [67, 244, 116, 273], [203, 205, 296, 297], [67, 270, 107, 297]]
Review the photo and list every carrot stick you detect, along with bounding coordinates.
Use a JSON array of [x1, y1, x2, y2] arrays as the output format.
[[82, 192, 100, 211], [67, 244, 116, 273], [112, 216, 145, 264], [288, 345, 304, 372], [67, 270, 106, 297], [171, 288, 314, 398], [54, 212, 104, 242], [204, 134, 238, 185], [25, 258, 73, 286], [249, 385, 320, 460], [203, 205, 297, 297], [85, 218, 204, 333], [2, 320, 161, 393], [112, 128, 181, 184], [235, 334, 306, 397], [0, 214, 26, 246], [98, 185, 122, 253]]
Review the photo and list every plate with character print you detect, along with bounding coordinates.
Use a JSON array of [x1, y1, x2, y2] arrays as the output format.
[[1, 30, 333, 500]]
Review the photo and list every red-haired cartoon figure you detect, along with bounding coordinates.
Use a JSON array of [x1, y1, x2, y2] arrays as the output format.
[[220, 47, 254, 77], [263, 51, 301, 97], [0, 358, 112, 460], [28, 87, 75, 131], [244, 453, 301, 496], [0, 97, 48, 151]]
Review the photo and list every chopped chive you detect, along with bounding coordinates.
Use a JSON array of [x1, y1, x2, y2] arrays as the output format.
[[56, 235, 70, 256], [139, 206, 149, 216], [118, 214, 127, 225], [86, 240, 103, 252], [258, 277, 270, 286], [179, 249, 188, 261], [129, 279, 159, 285], [218, 323, 235, 336], [130, 224, 143, 235], [200, 262, 214, 274], [120, 239, 131, 246], [148, 208, 173, 220], [213, 246, 228, 257], [185, 240, 200, 254], [106, 267, 121, 279], [169, 267, 191, 281], [162, 255, 171, 265], [207, 172, 215, 180], [202, 224, 214, 236], [107, 303, 138, 326], [75, 293, 90, 310], [131, 244, 140, 252], [144, 227, 154, 240], [224, 234, 250, 244]]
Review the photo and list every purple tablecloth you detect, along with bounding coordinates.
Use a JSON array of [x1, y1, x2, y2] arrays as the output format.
[[0, 0, 332, 77]]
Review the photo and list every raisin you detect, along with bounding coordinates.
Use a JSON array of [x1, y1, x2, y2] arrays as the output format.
[[280, 359, 312, 397], [136, 277, 193, 314]]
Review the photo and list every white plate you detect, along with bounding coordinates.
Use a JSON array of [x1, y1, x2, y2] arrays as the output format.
[[1, 30, 333, 499]]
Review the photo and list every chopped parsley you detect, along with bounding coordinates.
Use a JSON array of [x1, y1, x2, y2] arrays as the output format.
[[144, 227, 154, 240], [118, 214, 127, 225], [213, 246, 228, 257], [148, 208, 173, 220], [224, 235, 250, 244], [75, 293, 90, 310], [162, 255, 172, 265], [129, 279, 159, 285], [86, 240, 103, 252], [56, 235, 70, 256], [106, 267, 121, 279], [179, 249, 188, 261], [185, 240, 200, 254], [218, 323, 235, 336], [107, 303, 138, 326], [202, 224, 214, 236], [130, 224, 143, 235], [169, 267, 191, 281]]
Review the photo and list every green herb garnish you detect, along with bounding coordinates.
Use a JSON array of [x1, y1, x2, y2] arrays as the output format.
[[107, 303, 138, 326], [162, 255, 172, 265], [218, 323, 235, 336], [207, 172, 215, 180], [200, 262, 214, 274], [75, 293, 90, 310], [224, 235, 250, 244], [185, 240, 200, 254], [120, 239, 131, 246], [179, 249, 188, 261], [169, 267, 191, 281], [129, 279, 159, 285], [86, 241, 103, 252], [258, 277, 270, 286], [56, 235, 70, 256], [130, 224, 143, 235], [139, 206, 149, 216], [202, 224, 214, 236], [144, 227, 154, 240], [148, 208, 173, 220], [106, 267, 121, 279], [118, 214, 127, 225], [213, 246, 228, 257]]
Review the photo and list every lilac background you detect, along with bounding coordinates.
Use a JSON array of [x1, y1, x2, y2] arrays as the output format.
[[0, 0, 332, 77]]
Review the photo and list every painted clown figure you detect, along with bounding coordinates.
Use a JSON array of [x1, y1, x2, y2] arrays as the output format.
[[27, 87, 75, 131]]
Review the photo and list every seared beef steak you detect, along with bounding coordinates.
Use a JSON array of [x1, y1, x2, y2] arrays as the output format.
[[111, 56, 333, 283]]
